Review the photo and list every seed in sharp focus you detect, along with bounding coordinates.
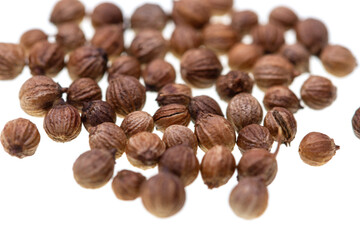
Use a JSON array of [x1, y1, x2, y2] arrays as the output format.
[[188, 95, 223, 122], [170, 25, 203, 57], [73, 149, 115, 189], [89, 122, 127, 159], [120, 111, 154, 139], [0, 43, 26, 80], [228, 43, 264, 72], [237, 124, 274, 154], [153, 104, 190, 132], [156, 83, 192, 107], [158, 145, 199, 186], [263, 85, 303, 113], [352, 108, 360, 139], [195, 113, 236, 152], [19, 75, 64, 117], [320, 44, 357, 77], [66, 78, 102, 110], [1, 118, 40, 159], [106, 75, 146, 117], [299, 132, 339, 166], [20, 29, 48, 55], [269, 6, 299, 29], [50, 0, 85, 25], [112, 170, 146, 201], [251, 24, 285, 53], [200, 145, 236, 189], [91, 25, 124, 59], [55, 23, 86, 53], [172, 0, 210, 29], [300, 75, 337, 110], [279, 43, 310, 74], [180, 48, 223, 88], [141, 173, 186, 218], [125, 132, 166, 170], [264, 107, 297, 145], [91, 2, 123, 29], [131, 3, 168, 31], [202, 23, 237, 52], [226, 93, 263, 132], [43, 99, 82, 142], [108, 55, 142, 80], [162, 125, 198, 154], [231, 10, 259, 38], [206, 0, 233, 15], [143, 59, 176, 91], [216, 71, 254, 102], [81, 100, 116, 132], [229, 177, 268, 220]]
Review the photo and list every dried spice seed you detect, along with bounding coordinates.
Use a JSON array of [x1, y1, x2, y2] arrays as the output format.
[[252, 24, 285, 53], [162, 125, 198, 154], [81, 100, 116, 131], [237, 124, 274, 154], [120, 111, 154, 138], [279, 43, 310, 73], [188, 95, 223, 122], [203, 23, 237, 52], [216, 71, 254, 102], [352, 108, 360, 139], [131, 3, 168, 31], [156, 83, 192, 107], [320, 45, 357, 77], [153, 104, 190, 132], [0, 43, 26, 80], [20, 29, 48, 54], [206, 0, 233, 15], [143, 59, 176, 91], [66, 78, 102, 110], [231, 10, 259, 37], [91, 2, 123, 28], [170, 25, 203, 57], [112, 170, 146, 201], [269, 6, 298, 29], [55, 23, 86, 53], [50, 0, 85, 25], [200, 145, 236, 189], [299, 132, 339, 166], [172, 0, 210, 28], [1, 118, 40, 159], [108, 55, 141, 80], [228, 43, 264, 72], [91, 25, 124, 59], [263, 85, 303, 113]]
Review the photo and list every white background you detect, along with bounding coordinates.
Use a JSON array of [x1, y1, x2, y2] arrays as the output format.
[[1, 0, 360, 239]]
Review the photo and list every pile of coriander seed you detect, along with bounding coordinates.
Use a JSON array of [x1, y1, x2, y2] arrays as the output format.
[[0, 0, 358, 220]]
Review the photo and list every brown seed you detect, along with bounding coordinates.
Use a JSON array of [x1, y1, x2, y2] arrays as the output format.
[[43, 99, 82, 142], [216, 71, 254, 102], [141, 173, 186, 218], [203, 23, 237, 52], [158, 145, 199, 186], [89, 122, 127, 159], [129, 29, 168, 64], [252, 24, 285, 53], [67, 46, 108, 82], [229, 177, 268, 220], [269, 6, 298, 29], [180, 48, 223, 88], [279, 43, 310, 73], [81, 100, 116, 131], [263, 86, 303, 113], [0, 43, 26, 80], [172, 0, 210, 28], [91, 25, 124, 59], [156, 83, 192, 107], [131, 3, 168, 31], [295, 18, 328, 55], [188, 95, 223, 122], [228, 43, 264, 72], [143, 59, 176, 91], [108, 55, 141, 80], [153, 104, 191, 132], [170, 25, 203, 57], [126, 132, 166, 169], [299, 132, 339, 166], [106, 75, 146, 117], [237, 124, 274, 154], [55, 23, 86, 53], [195, 113, 236, 152], [120, 111, 154, 138], [73, 149, 115, 189], [320, 45, 357, 77], [66, 78, 102, 110], [19, 76, 64, 117], [231, 10, 259, 37], [50, 0, 85, 25], [200, 145, 236, 189], [352, 108, 360, 139], [20, 29, 48, 54], [226, 93, 263, 132], [1, 118, 40, 159], [264, 107, 297, 145], [206, 0, 233, 15], [162, 125, 198, 154], [253, 55, 299, 90], [91, 2, 123, 28], [112, 170, 146, 201], [300, 75, 337, 110]]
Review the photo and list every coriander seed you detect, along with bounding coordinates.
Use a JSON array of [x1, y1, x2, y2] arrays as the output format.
[[153, 104, 191, 132], [172, 0, 210, 28], [0, 43, 26, 80], [112, 170, 146, 201], [120, 111, 154, 138], [188, 95, 223, 122], [237, 124, 274, 154], [263, 85, 303, 113], [252, 24, 285, 53], [162, 125, 198, 154], [279, 43, 310, 73], [352, 108, 360, 139], [91, 25, 124, 59], [216, 71, 254, 102], [143, 59, 176, 91], [156, 83, 192, 107], [170, 25, 203, 57], [50, 0, 85, 25], [203, 23, 237, 52], [108, 55, 141, 80], [269, 6, 298, 29], [20, 29, 48, 54], [228, 43, 264, 72], [66, 78, 102, 110], [81, 100, 116, 131], [131, 3, 168, 31], [55, 23, 86, 53], [91, 2, 123, 28], [231, 10, 259, 37]]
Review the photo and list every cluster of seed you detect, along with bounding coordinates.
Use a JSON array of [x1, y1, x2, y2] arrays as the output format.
[[0, 0, 357, 220]]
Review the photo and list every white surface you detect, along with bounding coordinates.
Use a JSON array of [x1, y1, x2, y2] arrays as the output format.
[[0, 0, 360, 239]]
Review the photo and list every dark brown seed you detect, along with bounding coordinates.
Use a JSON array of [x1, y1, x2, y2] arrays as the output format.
[[203, 23, 237, 52], [279, 43, 310, 73], [153, 104, 191, 132], [162, 125, 198, 154], [91, 25, 124, 58], [299, 132, 339, 166], [206, 0, 233, 15], [156, 83, 192, 106], [200, 145, 236, 189], [195, 113, 236, 152], [112, 170, 146, 201], [269, 6, 298, 29], [20, 29, 48, 54], [352, 108, 360, 139], [263, 86, 303, 113], [172, 0, 210, 28], [300, 75, 337, 110], [143, 59, 176, 91], [252, 24, 285, 53], [170, 25, 203, 57], [66, 78, 102, 110], [1, 118, 40, 159], [226, 93, 263, 132], [188, 95, 223, 122], [81, 100, 116, 131], [320, 45, 357, 77], [106, 75, 146, 117], [73, 149, 115, 189], [231, 10, 259, 37], [55, 23, 86, 53], [216, 71, 254, 102], [228, 43, 264, 72], [50, 0, 85, 25], [126, 132, 166, 169], [131, 3, 168, 31], [108, 55, 141, 80], [0, 43, 26, 80], [120, 111, 154, 138], [237, 124, 274, 154], [91, 2, 123, 28]]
